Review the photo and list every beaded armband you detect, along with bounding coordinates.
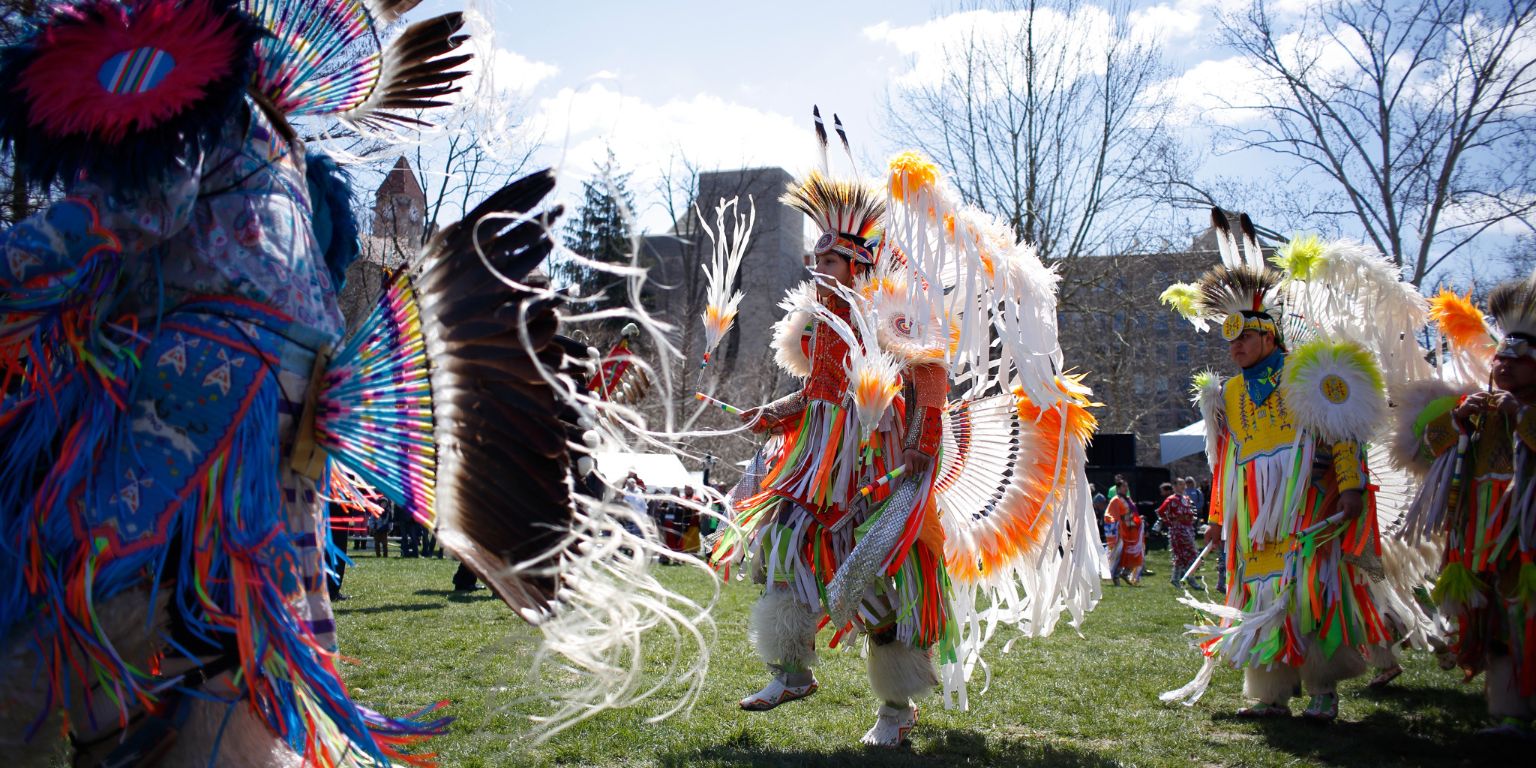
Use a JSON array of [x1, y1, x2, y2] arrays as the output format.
[[759, 393, 806, 430], [1330, 439, 1365, 492]]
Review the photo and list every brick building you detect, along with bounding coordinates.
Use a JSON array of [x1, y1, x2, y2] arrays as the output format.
[[1057, 227, 1237, 480]]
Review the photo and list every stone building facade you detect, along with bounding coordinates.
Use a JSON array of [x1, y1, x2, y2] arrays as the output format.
[[1057, 228, 1236, 480], [639, 167, 809, 411]]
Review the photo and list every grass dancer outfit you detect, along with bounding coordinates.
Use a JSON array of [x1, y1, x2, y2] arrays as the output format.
[[1395, 277, 1536, 736], [0, 2, 687, 763], [1158, 212, 1416, 722], [711, 145, 1103, 747]]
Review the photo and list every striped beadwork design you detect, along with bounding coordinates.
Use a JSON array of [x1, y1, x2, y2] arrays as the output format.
[[97, 46, 175, 94]]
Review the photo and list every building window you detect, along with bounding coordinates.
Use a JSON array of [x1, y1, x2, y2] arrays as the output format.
[[1176, 343, 1190, 363]]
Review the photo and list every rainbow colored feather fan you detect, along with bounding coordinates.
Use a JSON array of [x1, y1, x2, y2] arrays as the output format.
[[310, 169, 585, 614], [0, 0, 264, 191], [243, 0, 472, 129]]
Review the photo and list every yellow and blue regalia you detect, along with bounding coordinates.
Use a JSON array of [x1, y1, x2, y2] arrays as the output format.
[[1158, 209, 1417, 715]]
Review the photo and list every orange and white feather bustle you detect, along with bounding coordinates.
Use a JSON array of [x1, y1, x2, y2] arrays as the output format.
[[695, 196, 753, 366], [879, 151, 1104, 671]]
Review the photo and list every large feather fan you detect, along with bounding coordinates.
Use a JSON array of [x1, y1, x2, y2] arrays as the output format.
[[315, 169, 714, 735], [317, 169, 574, 615], [244, 0, 471, 129]]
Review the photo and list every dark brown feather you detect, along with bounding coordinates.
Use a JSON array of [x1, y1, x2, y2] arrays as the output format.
[[346, 13, 472, 129], [410, 168, 589, 618]]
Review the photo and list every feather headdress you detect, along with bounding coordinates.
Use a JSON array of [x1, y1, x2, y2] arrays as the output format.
[[1488, 272, 1536, 359], [0, 0, 472, 192], [1195, 264, 1285, 343], [1161, 209, 1285, 343], [782, 170, 884, 266]]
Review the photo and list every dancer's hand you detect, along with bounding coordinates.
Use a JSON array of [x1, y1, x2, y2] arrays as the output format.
[[1311, 490, 1365, 541], [1205, 524, 1222, 546], [739, 407, 765, 433], [903, 448, 932, 476], [1454, 391, 1515, 430], [1336, 488, 1364, 523]]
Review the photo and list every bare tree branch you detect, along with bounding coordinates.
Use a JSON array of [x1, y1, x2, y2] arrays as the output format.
[[1213, 0, 1536, 286]]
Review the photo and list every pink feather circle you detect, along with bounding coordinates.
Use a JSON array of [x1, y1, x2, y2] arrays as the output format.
[[18, 0, 244, 143]]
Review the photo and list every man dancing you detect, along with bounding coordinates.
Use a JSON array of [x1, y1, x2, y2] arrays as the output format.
[[711, 145, 1103, 747], [1160, 212, 1395, 721], [1397, 276, 1536, 737]]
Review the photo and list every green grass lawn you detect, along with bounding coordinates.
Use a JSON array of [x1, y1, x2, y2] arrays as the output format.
[[334, 554, 1522, 767]]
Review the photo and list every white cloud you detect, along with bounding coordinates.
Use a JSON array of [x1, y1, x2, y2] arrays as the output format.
[[867, 3, 1234, 95], [1150, 54, 1270, 127], [1127, 2, 1207, 44], [529, 85, 811, 231], [455, 10, 560, 99], [866, 9, 1113, 90], [587, 69, 621, 81], [486, 48, 561, 96]]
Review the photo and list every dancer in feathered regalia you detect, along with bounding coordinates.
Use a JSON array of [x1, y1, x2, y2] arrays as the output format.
[[1393, 275, 1536, 737], [1158, 211, 1433, 721], [710, 117, 1102, 747], [0, 2, 697, 764]]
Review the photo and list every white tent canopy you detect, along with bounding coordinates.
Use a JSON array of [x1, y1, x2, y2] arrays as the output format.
[[1159, 420, 1206, 465], [593, 451, 697, 490]]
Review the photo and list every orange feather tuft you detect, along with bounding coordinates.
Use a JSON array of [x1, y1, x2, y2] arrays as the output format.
[[1429, 289, 1495, 354]]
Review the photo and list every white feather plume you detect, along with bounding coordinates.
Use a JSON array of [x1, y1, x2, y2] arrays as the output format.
[[1275, 238, 1432, 387], [771, 282, 817, 378], [695, 196, 754, 364]]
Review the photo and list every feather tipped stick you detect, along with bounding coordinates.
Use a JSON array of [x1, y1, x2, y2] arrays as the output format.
[[695, 195, 755, 367]]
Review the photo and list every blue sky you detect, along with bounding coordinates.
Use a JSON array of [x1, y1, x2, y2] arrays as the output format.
[[387, 0, 1522, 279], [402, 2, 1243, 226]]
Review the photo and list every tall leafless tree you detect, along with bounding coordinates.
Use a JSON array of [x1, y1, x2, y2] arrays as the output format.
[[883, 0, 1184, 311], [1214, 0, 1536, 286]]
